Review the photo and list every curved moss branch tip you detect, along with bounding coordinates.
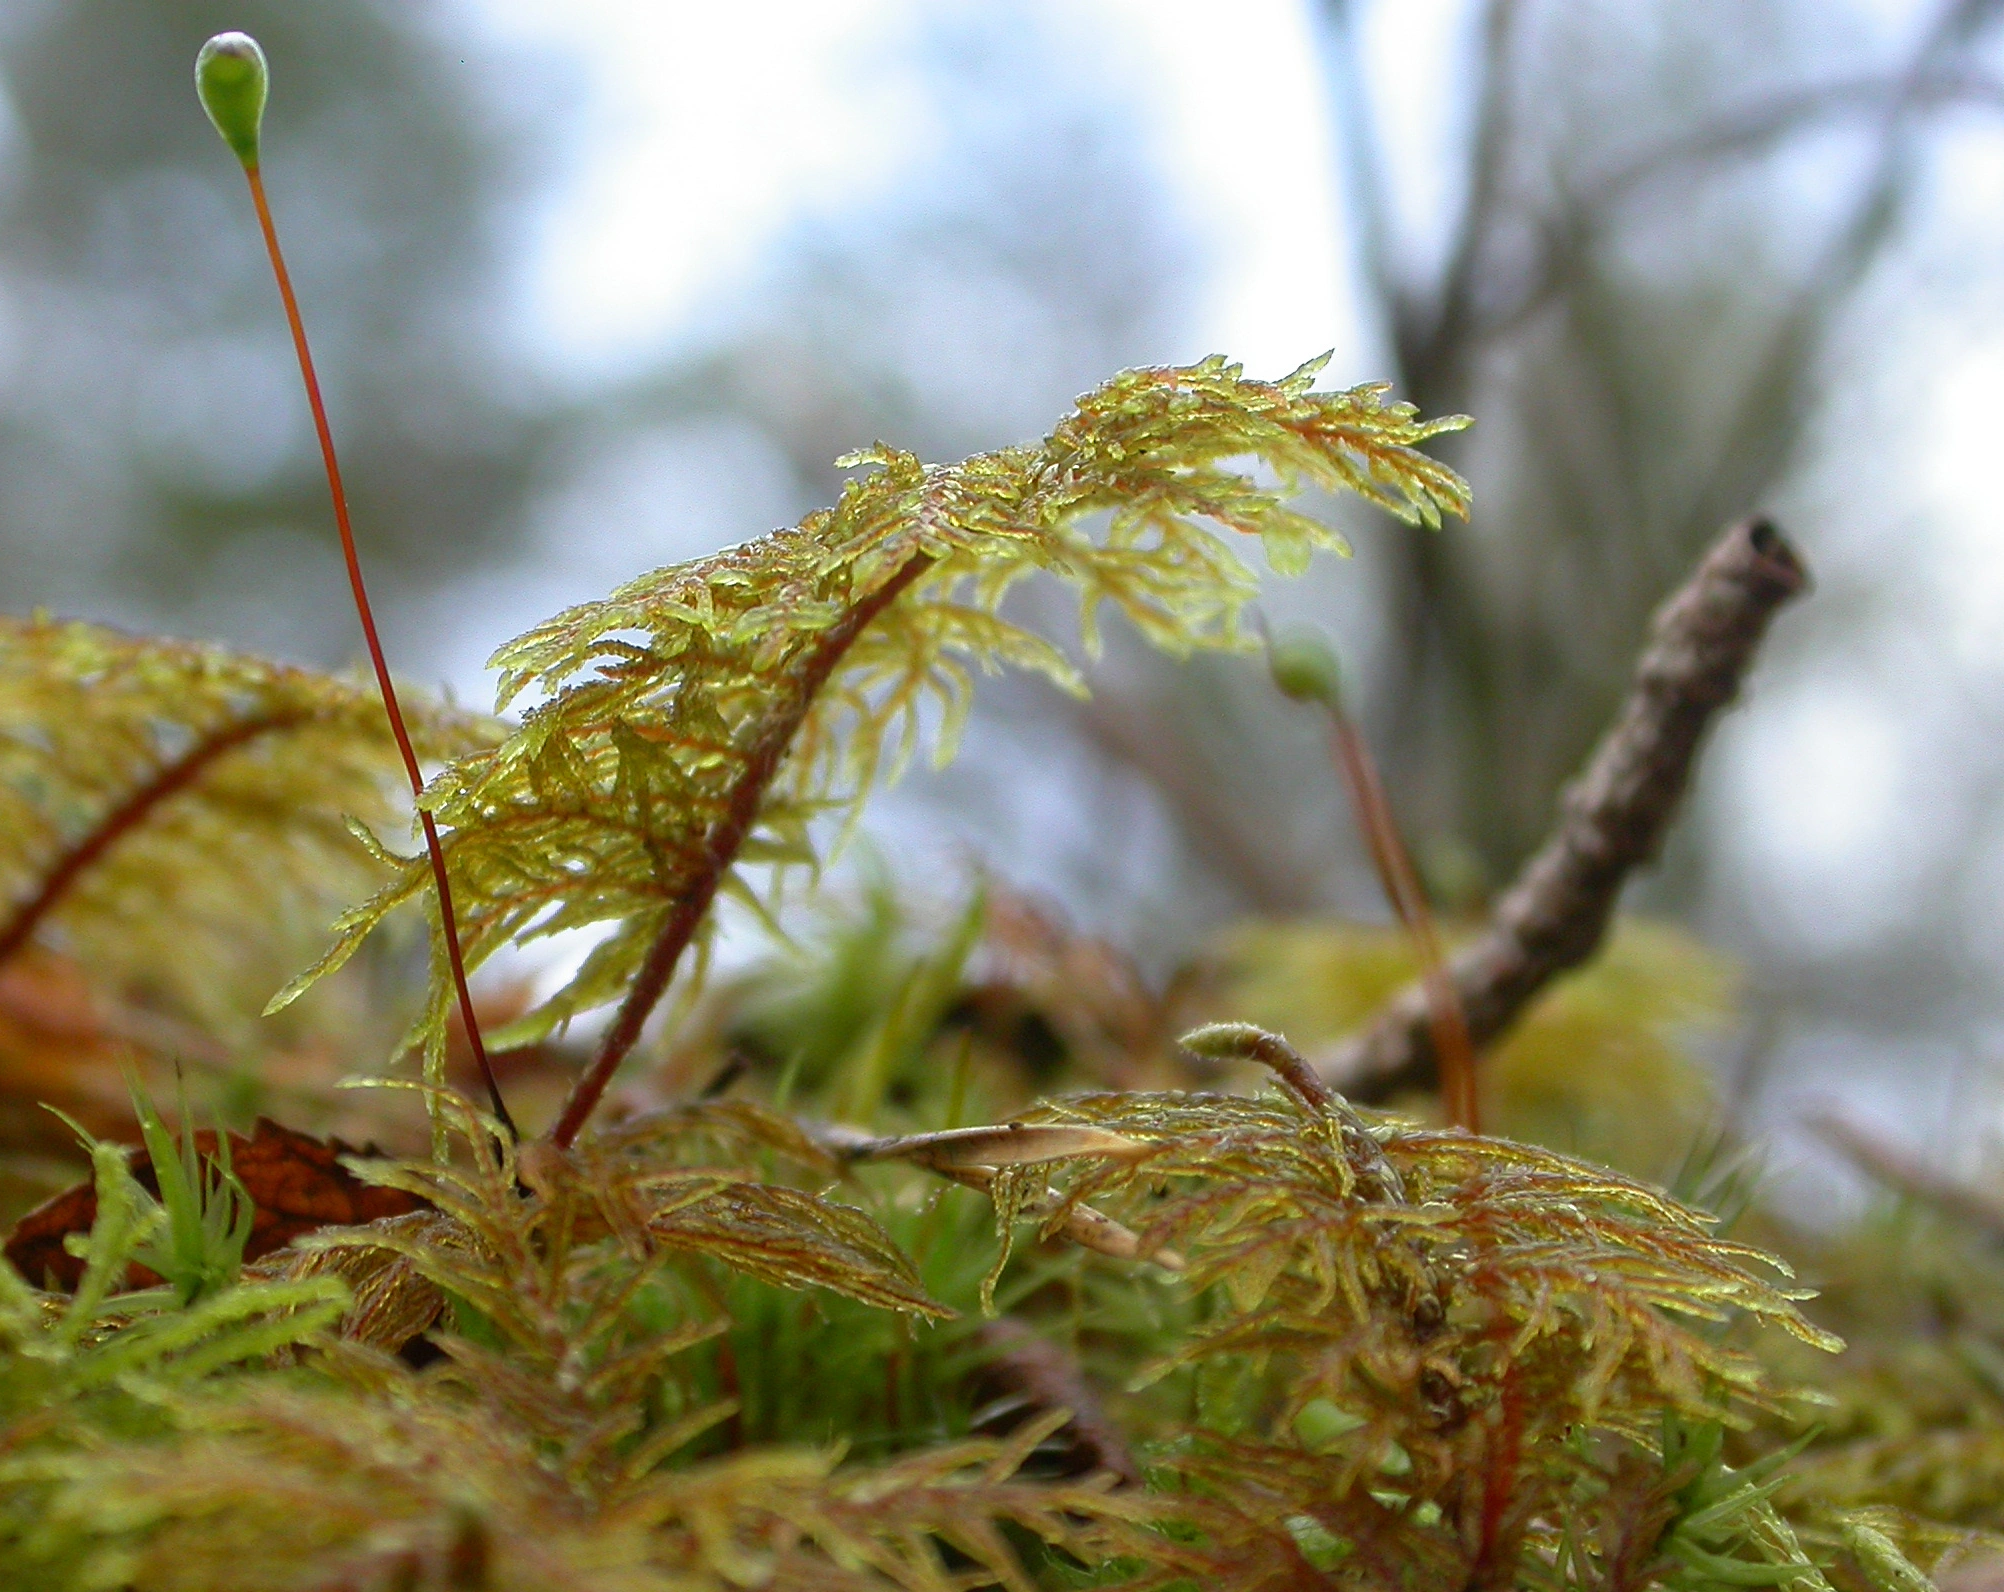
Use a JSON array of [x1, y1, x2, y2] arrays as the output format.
[[196, 31, 268, 169], [1179, 1022, 1284, 1064]]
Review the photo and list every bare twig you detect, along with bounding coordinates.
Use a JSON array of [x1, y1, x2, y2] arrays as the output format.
[[947, 1162, 1181, 1271], [1811, 1111, 2004, 1242], [1326, 518, 1807, 1103], [841, 1122, 1149, 1172]]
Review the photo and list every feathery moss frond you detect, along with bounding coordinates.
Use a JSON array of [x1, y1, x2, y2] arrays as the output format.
[[284, 1088, 945, 1371], [0, 1138, 346, 1582], [3, 1037, 1951, 1590], [114, 1096, 1147, 1588], [5, 26, 1961, 1571], [1000, 1078, 1834, 1412], [923, 1026, 1856, 1588], [280, 359, 1469, 1111], [0, 616, 495, 1038], [20, 1371, 1153, 1592]]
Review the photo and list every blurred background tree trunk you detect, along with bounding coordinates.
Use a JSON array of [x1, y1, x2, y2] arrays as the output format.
[[1315, 0, 2004, 895]]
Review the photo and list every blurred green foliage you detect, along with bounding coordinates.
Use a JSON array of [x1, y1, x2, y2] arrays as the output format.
[[1199, 917, 1731, 1178]]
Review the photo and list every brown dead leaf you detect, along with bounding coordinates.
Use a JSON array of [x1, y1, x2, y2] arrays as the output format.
[[961, 884, 1172, 1088], [4, 1116, 427, 1291], [261, 1208, 463, 1353], [0, 949, 164, 1160]]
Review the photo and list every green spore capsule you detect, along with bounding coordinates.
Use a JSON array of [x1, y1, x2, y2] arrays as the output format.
[[1266, 627, 1344, 708], [196, 32, 268, 169]]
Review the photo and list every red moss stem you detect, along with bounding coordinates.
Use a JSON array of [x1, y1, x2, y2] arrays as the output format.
[[0, 711, 302, 969], [548, 554, 934, 1149], [1475, 1364, 1527, 1585], [1327, 703, 1480, 1132], [244, 166, 514, 1140]]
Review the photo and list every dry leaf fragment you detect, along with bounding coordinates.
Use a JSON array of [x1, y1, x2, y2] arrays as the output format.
[[4, 1116, 427, 1291], [843, 1121, 1148, 1171]]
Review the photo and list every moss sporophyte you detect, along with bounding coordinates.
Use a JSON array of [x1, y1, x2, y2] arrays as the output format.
[[198, 31, 512, 1138]]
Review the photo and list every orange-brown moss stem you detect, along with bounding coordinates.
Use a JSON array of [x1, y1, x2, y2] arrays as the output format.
[[1475, 1364, 1527, 1587], [547, 553, 936, 1149], [244, 166, 513, 1140], [1327, 702, 1479, 1131]]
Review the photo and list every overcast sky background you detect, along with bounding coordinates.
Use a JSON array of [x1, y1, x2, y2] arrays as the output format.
[[479, 0, 1362, 386]]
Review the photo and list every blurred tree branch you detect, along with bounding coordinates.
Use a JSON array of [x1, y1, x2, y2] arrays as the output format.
[[1813, 1110, 2004, 1241], [1328, 518, 1806, 1101], [1070, 692, 1324, 915], [1312, 0, 2004, 882]]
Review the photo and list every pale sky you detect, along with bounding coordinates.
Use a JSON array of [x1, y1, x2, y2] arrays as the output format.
[[477, 0, 1378, 382]]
